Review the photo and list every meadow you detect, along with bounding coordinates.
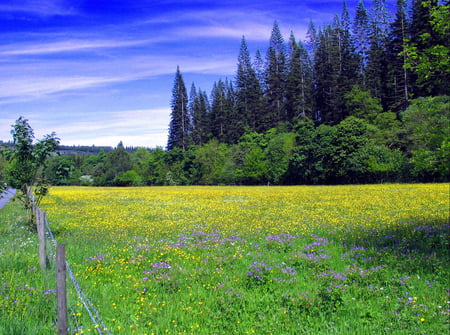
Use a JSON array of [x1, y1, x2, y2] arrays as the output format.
[[1, 184, 449, 334]]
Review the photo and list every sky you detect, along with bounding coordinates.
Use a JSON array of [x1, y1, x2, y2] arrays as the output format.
[[0, 0, 395, 149]]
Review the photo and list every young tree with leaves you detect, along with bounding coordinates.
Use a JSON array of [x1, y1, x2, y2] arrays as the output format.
[[2, 116, 59, 226]]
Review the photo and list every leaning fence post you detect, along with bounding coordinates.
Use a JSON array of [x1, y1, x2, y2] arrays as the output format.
[[57, 244, 68, 335], [37, 208, 47, 270]]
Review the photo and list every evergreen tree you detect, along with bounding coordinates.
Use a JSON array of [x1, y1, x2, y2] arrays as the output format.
[[353, 0, 370, 84], [210, 79, 238, 143], [189, 84, 210, 146], [286, 33, 313, 122], [188, 83, 197, 137], [371, 0, 391, 36], [254, 49, 266, 89], [167, 66, 189, 151], [314, 15, 359, 124], [264, 21, 288, 127], [341, 0, 351, 32], [236, 36, 264, 132], [306, 19, 319, 60], [314, 26, 336, 124], [366, 0, 391, 105], [385, 0, 410, 114]]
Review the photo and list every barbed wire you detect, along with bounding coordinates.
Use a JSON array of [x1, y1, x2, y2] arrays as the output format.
[[44, 206, 112, 334]]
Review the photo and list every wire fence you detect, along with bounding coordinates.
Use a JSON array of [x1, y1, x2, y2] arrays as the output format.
[[29, 190, 112, 335]]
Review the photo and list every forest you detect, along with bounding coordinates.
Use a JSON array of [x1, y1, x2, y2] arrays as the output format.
[[2, 0, 449, 186]]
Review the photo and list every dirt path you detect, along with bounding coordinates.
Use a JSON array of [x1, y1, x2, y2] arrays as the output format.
[[0, 189, 16, 210]]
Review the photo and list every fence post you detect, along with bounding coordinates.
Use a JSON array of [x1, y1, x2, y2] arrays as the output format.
[[57, 244, 68, 335], [37, 208, 47, 270]]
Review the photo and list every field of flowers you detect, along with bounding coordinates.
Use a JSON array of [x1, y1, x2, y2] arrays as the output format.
[[5, 184, 449, 334]]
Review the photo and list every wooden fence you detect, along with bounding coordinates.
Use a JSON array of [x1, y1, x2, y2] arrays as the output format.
[[29, 189, 111, 335], [32, 196, 68, 335]]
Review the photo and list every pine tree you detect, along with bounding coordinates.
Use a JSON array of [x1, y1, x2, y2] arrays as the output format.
[[314, 26, 338, 124], [264, 21, 288, 127], [210, 79, 237, 143], [353, 0, 370, 84], [385, 0, 410, 114], [306, 19, 318, 60], [314, 14, 360, 124], [254, 49, 266, 89], [167, 66, 189, 151], [366, 0, 391, 105], [341, 0, 351, 32], [236, 36, 264, 132], [286, 33, 313, 122], [189, 84, 210, 146]]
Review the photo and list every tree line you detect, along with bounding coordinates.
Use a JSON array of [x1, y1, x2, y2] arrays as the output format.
[[1, 0, 448, 187], [37, 93, 447, 186], [168, 0, 449, 150]]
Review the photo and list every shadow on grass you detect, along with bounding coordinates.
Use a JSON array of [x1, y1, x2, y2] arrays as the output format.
[[338, 218, 449, 276]]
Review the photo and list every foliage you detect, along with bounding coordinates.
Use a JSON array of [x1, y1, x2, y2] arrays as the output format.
[[403, 0, 450, 96], [344, 85, 383, 122], [1, 117, 59, 226], [402, 96, 450, 180]]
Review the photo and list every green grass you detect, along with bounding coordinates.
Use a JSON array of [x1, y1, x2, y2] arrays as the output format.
[[0, 199, 57, 335], [1, 185, 449, 334]]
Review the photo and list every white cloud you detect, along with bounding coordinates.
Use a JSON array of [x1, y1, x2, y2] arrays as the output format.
[[52, 108, 170, 147]]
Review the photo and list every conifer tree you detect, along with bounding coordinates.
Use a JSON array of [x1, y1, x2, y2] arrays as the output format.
[[353, 0, 370, 84], [236, 36, 264, 132], [189, 84, 210, 146], [264, 21, 288, 127], [286, 33, 313, 122], [306, 19, 318, 60], [167, 66, 189, 151], [385, 0, 410, 114], [314, 12, 360, 124], [254, 49, 266, 89], [210, 79, 237, 143], [366, 0, 391, 105]]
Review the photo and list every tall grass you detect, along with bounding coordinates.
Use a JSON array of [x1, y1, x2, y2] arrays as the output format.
[[0, 200, 57, 334]]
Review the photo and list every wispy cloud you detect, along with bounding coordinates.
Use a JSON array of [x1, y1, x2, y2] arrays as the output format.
[[0, 0, 75, 17], [0, 42, 236, 102], [0, 38, 153, 56]]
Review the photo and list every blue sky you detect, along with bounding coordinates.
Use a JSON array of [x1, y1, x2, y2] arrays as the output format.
[[0, 0, 394, 148]]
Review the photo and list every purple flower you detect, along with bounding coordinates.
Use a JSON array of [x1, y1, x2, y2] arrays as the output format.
[[152, 261, 171, 269]]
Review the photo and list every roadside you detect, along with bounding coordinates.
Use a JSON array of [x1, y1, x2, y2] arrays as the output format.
[[0, 188, 16, 210]]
